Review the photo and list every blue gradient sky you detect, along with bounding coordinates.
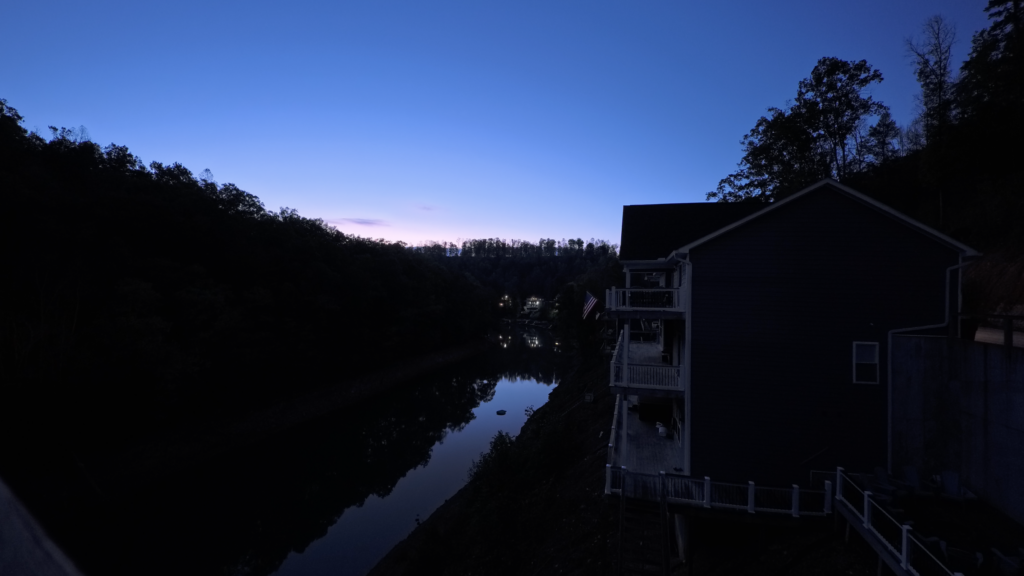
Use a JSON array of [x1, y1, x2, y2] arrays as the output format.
[[3, 1, 990, 246]]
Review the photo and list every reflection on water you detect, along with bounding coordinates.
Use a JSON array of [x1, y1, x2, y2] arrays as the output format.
[[271, 372, 553, 576], [77, 330, 563, 576]]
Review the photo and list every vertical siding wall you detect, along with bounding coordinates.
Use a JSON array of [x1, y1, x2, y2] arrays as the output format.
[[892, 335, 1024, 525], [687, 187, 959, 485]]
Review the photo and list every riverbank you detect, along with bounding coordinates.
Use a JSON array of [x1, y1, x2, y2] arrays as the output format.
[[369, 355, 884, 575], [369, 358, 618, 575]]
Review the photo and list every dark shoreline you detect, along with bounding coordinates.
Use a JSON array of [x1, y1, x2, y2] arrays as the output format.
[[81, 339, 493, 490]]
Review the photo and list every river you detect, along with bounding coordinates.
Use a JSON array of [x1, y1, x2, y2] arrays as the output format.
[[62, 327, 564, 576]]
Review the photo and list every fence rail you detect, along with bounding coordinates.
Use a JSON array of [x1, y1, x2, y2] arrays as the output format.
[[606, 287, 684, 311], [606, 469, 829, 517], [604, 395, 623, 495], [834, 468, 960, 576]]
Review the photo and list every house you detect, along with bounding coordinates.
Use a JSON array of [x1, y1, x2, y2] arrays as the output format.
[[523, 296, 544, 314], [605, 179, 979, 492]]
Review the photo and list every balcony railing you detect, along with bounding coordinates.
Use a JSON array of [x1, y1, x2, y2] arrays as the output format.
[[606, 287, 683, 312], [609, 330, 683, 391]]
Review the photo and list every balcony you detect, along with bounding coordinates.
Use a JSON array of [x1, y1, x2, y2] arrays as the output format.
[[610, 330, 683, 392], [606, 287, 684, 317]]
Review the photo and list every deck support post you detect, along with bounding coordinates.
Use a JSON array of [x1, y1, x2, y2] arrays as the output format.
[[605, 464, 611, 495], [836, 467, 845, 502], [660, 472, 670, 576], [863, 491, 873, 529], [900, 524, 910, 569], [675, 514, 688, 564], [747, 481, 755, 513], [703, 477, 711, 508], [623, 324, 630, 385], [824, 481, 833, 514], [792, 485, 800, 517], [621, 399, 628, 465]]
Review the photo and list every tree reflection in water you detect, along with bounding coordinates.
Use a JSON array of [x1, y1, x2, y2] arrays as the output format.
[[83, 339, 562, 576]]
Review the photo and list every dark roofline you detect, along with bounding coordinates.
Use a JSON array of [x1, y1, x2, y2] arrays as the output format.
[[618, 201, 764, 261], [668, 179, 979, 258]]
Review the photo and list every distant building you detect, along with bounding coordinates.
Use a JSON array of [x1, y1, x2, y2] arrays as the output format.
[[606, 179, 978, 488], [524, 296, 544, 313]]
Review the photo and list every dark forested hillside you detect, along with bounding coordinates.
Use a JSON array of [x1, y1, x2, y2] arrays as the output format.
[[0, 102, 495, 451], [0, 99, 623, 460]]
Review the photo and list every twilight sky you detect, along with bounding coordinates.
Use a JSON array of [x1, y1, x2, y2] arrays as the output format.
[[3, 0, 990, 246]]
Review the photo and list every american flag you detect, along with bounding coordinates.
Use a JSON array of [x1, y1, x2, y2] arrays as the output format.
[[582, 291, 598, 319]]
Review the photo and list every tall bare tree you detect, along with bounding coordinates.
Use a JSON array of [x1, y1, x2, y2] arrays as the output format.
[[907, 15, 957, 143]]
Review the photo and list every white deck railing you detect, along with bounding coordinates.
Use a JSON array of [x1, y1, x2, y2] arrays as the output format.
[[605, 468, 831, 517], [606, 287, 683, 312], [835, 468, 962, 576], [609, 329, 683, 391], [605, 395, 623, 495]]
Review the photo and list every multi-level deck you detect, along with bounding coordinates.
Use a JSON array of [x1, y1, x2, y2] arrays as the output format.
[[609, 329, 683, 393]]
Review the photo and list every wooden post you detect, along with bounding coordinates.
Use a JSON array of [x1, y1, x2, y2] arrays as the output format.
[[863, 491, 873, 529], [836, 467, 845, 502], [792, 485, 800, 517], [660, 472, 670, 576], [623, 324, 630, 386], [621, 400, 628, 465], [703, 477, 711, 508], [824, 481, 833, 514], [748, 481, 755, 514], [605, 464, 612, 495], [901, 524, 910, 569]]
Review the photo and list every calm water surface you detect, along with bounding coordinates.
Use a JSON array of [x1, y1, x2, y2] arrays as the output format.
[[49, 330, 562, 576], [273, 371, 554, 576]]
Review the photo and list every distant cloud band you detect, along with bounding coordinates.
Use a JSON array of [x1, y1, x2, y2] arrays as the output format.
[[331, 218, 389, 227]]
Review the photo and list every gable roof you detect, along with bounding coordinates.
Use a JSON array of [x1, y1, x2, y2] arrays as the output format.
[[619, 202, 764, 261], [619, 179, 979, 261], [670, 179, 979, 257]]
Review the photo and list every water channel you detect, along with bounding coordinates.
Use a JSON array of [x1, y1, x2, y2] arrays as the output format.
[[84, 327, 564, 576]]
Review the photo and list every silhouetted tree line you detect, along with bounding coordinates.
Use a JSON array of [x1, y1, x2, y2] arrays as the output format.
[[410, 237, 622, 355], [0, 102, 503, 449], [709, 1, 1024, 262], [411, 237, 618, 318]]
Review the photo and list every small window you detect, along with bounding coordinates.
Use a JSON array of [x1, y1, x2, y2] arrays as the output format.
[[853, 342, 879, 384]]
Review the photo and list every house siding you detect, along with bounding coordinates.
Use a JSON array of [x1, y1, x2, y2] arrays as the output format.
[[687, 185, 960, 485]]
